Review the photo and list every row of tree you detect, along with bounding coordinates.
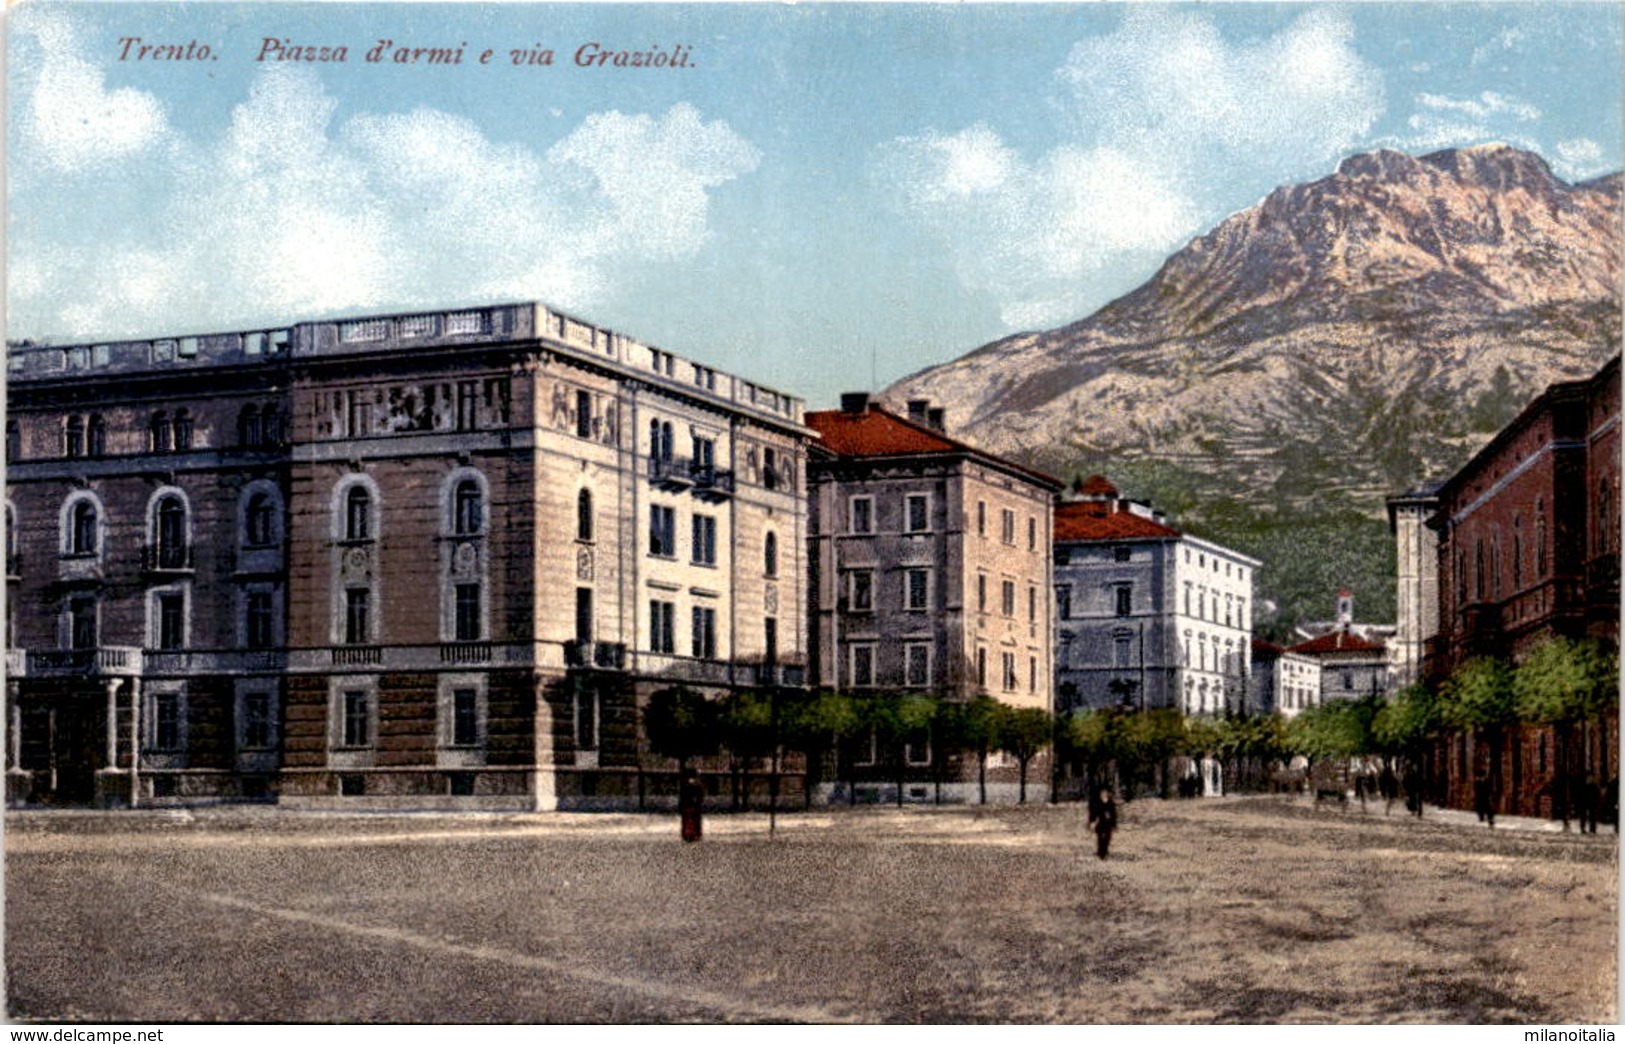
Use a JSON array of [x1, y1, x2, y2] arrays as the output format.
[[643, 687, 1055, 806]]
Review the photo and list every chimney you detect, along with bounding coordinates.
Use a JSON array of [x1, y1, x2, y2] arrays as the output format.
[[840, 392, 870, 414], [926, 407, 945, 431], [907, 398, 930, 424]]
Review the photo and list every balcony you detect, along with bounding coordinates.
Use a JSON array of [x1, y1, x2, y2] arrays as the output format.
[[440, 642, 494, 665], [142, 544, 195, 575], [330, 646, 383, 667], [750, 663, 807, 688], [690, 465, 735, 502], [634, 652, 734, 684], [27, 646, 143, 677], [564, 640, 628, 671], [648, 455, 694, 492]]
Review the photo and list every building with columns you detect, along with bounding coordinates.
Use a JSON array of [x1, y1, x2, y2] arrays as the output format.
[[5, 302, 811, 809], [1387, 484, 1442, 690]]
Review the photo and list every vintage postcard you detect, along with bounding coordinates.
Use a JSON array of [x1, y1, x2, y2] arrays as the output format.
[[4, 0, 1620, 1028]]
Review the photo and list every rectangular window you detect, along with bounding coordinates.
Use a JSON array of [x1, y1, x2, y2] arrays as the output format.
[[849, 570, 874, 612], [246, 591, 273, 649], [905, 732, 932, 767], [1001, 580, 1016, 617], [574, 684, 598, 751], [649, 505, 676, 557], [157, 593, 185, 650], [977, 574, 988, 613], [691, 606, 717, 659], [1028, 517, 1037, 552], [1002, 652, 1017, 691], [152, 693, 181, 750], [1028, 585, 1038, 623], [242, 692, 273, 750], [69, 596, 97, 650], [455, 584, 481, 641], [691, 514, 717, 566], [976, 501, 987, 537], [850, 497, 873, 535], [904, 643, 931, 687], [649, 600, 675, 654], [905, 494, 929, 533], [1057, 585, 1072, 620], [452, 688, 479, 746], [1116, 585, 1132, 617], [905, 568, 930, 611], [575, 587, 593, 643], [1029, 656, 1037, 692], [764, 617, 778, 665], [851, 644, 875, 687], [1114, 637, 1133, 668], [575, 390, 592, 438], [976, 647, 987, 687], [344, 588, 370, 644], [693, 435, 715, 473], [457, 381, 479, 431], [342, 690, 370, 747], [1001, 509, 1016, 545]]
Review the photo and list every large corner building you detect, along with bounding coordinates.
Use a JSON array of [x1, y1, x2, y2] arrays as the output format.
[[5, 303, 811, 809]]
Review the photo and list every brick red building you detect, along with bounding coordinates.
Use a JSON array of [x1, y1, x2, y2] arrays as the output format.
[[1424, 355, 1620, 816]]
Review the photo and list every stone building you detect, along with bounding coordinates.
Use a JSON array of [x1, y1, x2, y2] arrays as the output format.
[[4, 302, 811, 809], [1386, 484, 1442, 689], [1285, 628, 1389, 706], [1053, 477, 1260, 717], [805, 395, 1059, 802], [1422, 354, 1620, 816]]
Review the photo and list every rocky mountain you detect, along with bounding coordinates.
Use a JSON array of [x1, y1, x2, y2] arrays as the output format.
[[887, 145, 1622, 631]]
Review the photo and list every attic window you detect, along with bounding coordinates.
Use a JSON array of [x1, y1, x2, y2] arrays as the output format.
[[176, 337, 198, 359]]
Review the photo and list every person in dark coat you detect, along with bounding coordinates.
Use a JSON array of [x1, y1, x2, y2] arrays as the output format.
[[1088, 787, 1118, 860], [1403, 764, 1423, 817], [679, 771, 704, 843], [1473, 774, 1495, 828], [1379, 763, 1399, 816]]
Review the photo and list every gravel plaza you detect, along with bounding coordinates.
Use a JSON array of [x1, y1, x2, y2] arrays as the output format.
[[5, 796, 1617, 1024]]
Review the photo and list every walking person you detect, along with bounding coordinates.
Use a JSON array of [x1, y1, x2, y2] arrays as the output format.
[[679, 771, 704, 843], [1473, 773, 1495, 828], [1088, 787, 1118, 860]]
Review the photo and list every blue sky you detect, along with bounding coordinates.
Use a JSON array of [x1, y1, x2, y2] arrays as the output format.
[[7, 2, 1622, 408]]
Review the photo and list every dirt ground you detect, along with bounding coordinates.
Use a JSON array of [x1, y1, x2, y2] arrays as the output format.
[[5, 795, 1617, 1024]]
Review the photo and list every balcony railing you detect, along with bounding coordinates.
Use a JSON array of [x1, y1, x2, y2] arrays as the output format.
[[27, 646, 143, 677], [331, 646, 383, 666], [440, 642, 493, 665], [750, 663, 807, 688], [142, 544, 195, 574], [690, 465, 735, 502], [564, 640, 628, 671], [648, 455, 694, 491]]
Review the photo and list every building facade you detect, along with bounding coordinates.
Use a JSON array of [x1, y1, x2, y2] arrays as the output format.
[[1053, 478, 1260, 717], [5, 302, 812, 809], [1421, 354, 1620, 816], [805, 395, 1059, 801], [1387, 485, 1442, 690]]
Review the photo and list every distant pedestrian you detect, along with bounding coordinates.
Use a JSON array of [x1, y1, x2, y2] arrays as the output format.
[[1580, 777, 1601, 835], [1473, 774, 1495, 828], [679, 771, 704, 843], [1379, 764, 1399, 816], [1403, 765, 1423, 818], [1089, 787, 1118, 860]]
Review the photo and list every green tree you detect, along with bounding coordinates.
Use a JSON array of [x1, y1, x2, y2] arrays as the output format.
[[996, 705, 1053, 804], [644, 687, 720, 774], [782, 689, 859, 809], [1439, 657, 1515, 809], [1372, 683, 1439, 757], [1513, 637, 1618, 826], [893, 692, 939, 807], [720, 688, 775, 810], [951, 693, 1003, 805]]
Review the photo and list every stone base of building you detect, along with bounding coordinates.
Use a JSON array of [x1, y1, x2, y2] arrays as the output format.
[[816, 780, 1052, 806]]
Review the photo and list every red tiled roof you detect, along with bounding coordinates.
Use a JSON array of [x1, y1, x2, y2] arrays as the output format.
[[1054, 499, 1181, 541], [1288, 630, 1387, 655], [1075, 474, 1119, 497], [1252, 638, 1286, 655], [806, 406, 1061, 488]]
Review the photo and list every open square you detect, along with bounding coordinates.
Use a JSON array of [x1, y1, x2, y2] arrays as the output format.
[[5, 798, 1616, 1024]]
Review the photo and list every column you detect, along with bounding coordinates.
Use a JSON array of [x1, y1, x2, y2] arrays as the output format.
[[128, 677, 141, 809], [104, 678, 121, 769], [7, 685, 19, 772]]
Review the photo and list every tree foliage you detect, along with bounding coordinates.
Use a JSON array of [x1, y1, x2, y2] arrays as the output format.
[[644, 687, 720, 768], [1512, 637, 1618, 726], [1439, 657, 1515, 732]]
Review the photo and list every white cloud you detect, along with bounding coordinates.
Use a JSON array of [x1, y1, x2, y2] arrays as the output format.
[[9, 54, 760, 339], [13, 9, 170, 172], [1553, 138, 1609, 181], [875, 8, 1383, 329], [1415, 91, 1542, 123], [1390, 89, 1549, 160]]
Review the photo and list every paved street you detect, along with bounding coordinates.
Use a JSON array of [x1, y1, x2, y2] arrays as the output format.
[[5, 796, 1617, 1024]]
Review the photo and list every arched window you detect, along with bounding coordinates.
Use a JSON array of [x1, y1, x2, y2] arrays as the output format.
[[1599, 479, 1612, 554], [70, 500, 98, 556], [65, 416, 84, 458], [155, 495, 188, 568], [173, 409, 193, 450], [345, 486, 372, 542], [87, 415, 106, 458], [150, 411, 171, 453], [1474, 538, 1486, 602], [262, 407, 282, 446], [239, 405, 262, 447], [245, 493, 275, 547], [577, 489, 593, 541], [1512, 516, 1523, 589], [1535, 500, 1548, 577], [453, 480, 483, 535], [764, 531, 778, 577]]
